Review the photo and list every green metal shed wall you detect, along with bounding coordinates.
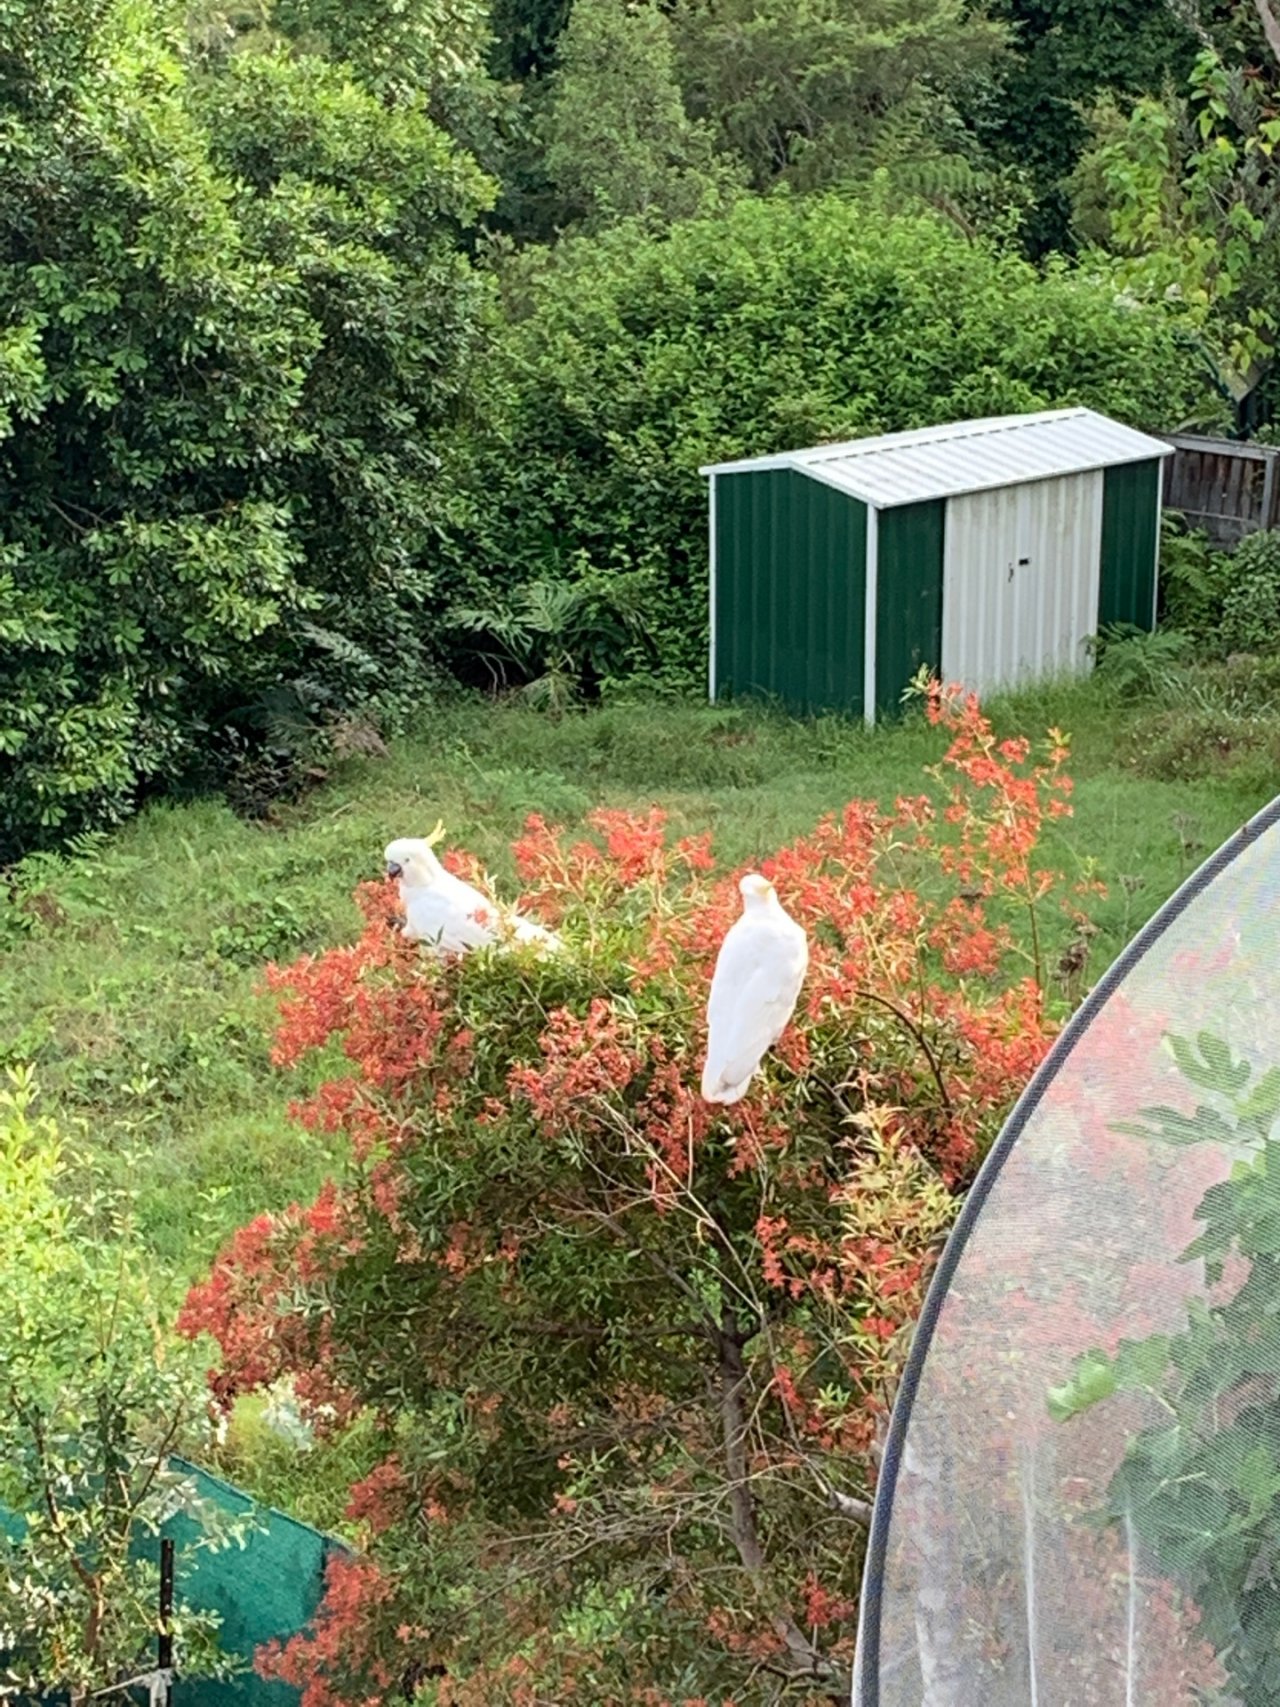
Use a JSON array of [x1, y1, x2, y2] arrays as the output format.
[[875, 501, 945, 719], [1099, 458, 1161, 631], [713, 469, 866, 714]]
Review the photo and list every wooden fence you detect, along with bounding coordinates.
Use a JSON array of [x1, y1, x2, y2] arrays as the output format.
[[1160, 433, 1280, 547]]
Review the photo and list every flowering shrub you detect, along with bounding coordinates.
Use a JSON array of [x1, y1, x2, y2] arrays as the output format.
[[180, 684, 1090, 1704]]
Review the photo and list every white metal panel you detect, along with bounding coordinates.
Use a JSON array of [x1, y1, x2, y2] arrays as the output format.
[[863, 507, 878, 727], [941, 471, 1104, 696], [699, 408, 1171, 508]]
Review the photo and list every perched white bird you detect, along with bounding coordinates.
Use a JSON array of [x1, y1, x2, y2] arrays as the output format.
[[384, 825, 561, 956], [701, 873, 808, 1105]]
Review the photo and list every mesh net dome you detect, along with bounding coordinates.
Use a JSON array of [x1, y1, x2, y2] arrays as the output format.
[[854, 800, 1280, 1707]]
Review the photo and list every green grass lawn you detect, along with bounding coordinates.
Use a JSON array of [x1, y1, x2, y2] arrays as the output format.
[[1, 684, 1272, 1294]]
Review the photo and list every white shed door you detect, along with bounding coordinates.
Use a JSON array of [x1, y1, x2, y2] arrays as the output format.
[[941, 471, 1104, 697]]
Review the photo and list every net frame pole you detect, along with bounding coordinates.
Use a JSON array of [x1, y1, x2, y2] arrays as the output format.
[[153, 1539, 175, 1707]]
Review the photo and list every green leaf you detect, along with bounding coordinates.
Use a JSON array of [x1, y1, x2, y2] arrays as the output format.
[[1238, 1067, 1280, 1129], [1112, 1103, 1237, 1148], [1164, 1032, 1251, 1095], [1111, 1334, 1172, 1391], [1047, 1349, 1117, 1422]]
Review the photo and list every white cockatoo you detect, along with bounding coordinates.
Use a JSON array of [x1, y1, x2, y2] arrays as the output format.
[[700, 873, 808, 1105], [384, 824, 561, 956]]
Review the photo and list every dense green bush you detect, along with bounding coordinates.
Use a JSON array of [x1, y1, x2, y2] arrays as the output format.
[[1157, 512, 1231, 641], [1155, 517, 1280, 664], [1221, 530, 1280, 656], [0, 0, 491, 858], [440, 192, 1213, 688]]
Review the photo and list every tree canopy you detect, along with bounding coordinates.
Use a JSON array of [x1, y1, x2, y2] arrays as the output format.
[[0, 0, 490, 857], [541, 0, 739, 232]]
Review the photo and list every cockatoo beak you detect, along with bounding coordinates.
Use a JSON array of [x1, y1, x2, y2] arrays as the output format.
[[385, 860, 403, 879]]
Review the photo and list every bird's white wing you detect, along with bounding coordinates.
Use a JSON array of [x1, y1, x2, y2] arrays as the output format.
[[702, 919, 807, 1103], [443, 869, 563, 954], [405, 871, 499, 953], [401, 858, 562, 958], [505, 911, 563, 953]]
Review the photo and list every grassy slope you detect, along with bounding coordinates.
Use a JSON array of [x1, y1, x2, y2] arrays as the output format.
[[1, 687, 1268, 1294]]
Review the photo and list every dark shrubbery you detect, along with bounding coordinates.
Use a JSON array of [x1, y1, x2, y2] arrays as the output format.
[[1221, 530, 1280, 656]]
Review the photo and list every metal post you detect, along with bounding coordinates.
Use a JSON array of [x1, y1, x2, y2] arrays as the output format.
[[152, 1539, 175, 1707], [1261, 447, 1277, 533], [862, 507, 879, 728]]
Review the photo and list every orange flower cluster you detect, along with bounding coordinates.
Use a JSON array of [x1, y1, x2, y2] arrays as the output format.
[[257, 1556, 400, 1707]]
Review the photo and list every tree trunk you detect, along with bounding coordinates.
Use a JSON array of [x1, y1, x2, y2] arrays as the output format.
[[717, 1314, 851, 1703], [1254, 0, 1280, 69]]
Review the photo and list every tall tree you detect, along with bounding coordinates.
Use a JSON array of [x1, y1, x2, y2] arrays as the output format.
[[184, 0, 493, 100], [541, 0, 740, 232], [487, 0, 571, 80], [1069, 5, 1280, 412], [977, 0, 1199, 254], [669, 0, 1010, 192], [0, 0, 491, 854]]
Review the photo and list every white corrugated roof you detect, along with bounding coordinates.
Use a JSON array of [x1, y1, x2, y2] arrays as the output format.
[[699, 408, 1171, 508]]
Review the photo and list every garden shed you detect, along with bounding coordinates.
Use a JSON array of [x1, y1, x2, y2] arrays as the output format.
[[701, 407, 1171, 721]]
